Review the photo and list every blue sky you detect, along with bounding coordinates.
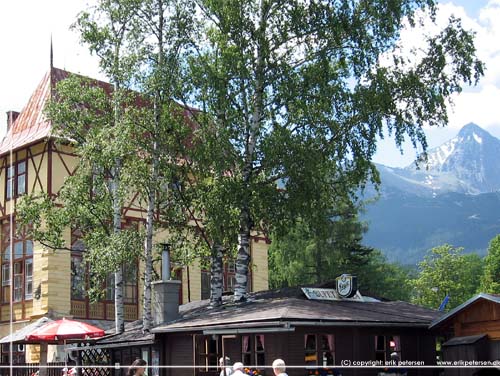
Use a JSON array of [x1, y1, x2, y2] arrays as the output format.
[[0, 0, 499, 168], [373, 0, 500, 166]]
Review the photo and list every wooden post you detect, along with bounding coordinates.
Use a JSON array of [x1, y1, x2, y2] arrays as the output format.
[[76, 344, 82, 376], [39, 343, 48, 376]]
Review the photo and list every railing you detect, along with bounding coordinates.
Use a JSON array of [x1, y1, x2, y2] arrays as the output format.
[[70, 301, 137, 321], [0, 362, 66, 376]]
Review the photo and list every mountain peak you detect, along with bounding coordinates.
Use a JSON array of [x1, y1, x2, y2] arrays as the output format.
[[458, 122, 491, 140], [402, 122, 500, 194]]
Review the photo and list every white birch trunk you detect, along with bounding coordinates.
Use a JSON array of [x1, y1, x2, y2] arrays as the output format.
[[210, 243, 224, 306], [143, 0, 164, 332], [234, 209, 251, 301], [112, 158, 125, 334], [142, 179, 155, 332], [112, 45, 125, 332], [234, 0, 266, 301]]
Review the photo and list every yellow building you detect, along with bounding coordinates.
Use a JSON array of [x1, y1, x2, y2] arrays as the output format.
[[0, 67, 269, 363]]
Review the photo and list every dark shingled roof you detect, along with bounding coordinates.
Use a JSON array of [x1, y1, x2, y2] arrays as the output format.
[[95, 320, 154, 346], [153, 286, 442, 333], [430, 293, 500, 330], [443, 334, 487, 347]]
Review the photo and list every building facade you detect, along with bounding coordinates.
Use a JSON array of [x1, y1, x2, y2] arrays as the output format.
[[430, 293, 500, 376], [92, 284, 442, 376], [0, 67, 269, 363]]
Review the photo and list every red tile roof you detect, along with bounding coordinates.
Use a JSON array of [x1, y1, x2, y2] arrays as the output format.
[[0, 67, 199, 157], [0, 68, 70, 156]]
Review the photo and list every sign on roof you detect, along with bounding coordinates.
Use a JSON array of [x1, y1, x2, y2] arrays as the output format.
[[302, 288, 339, 301], [301, 287, 365, 302], [302, 275, 363, 302], [336, 274, 358, 298]]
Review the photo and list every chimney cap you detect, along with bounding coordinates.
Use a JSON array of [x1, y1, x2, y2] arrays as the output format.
[[6, 111, 20, 131]]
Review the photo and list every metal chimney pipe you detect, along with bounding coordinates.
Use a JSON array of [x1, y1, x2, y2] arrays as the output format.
[[161, 243, 171, 281]]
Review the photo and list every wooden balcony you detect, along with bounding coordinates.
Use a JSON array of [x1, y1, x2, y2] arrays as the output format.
[[71, 300, 138, 321]]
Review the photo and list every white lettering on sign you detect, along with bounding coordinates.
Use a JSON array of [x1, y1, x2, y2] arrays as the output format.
[[301, 287, 364, 302]]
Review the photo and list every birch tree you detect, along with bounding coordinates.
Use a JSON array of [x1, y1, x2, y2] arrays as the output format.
[[130, 0, 195, 332], [75, 0, 145, 333], [18, 74, 143, 334], [185, 0, 484, 301]]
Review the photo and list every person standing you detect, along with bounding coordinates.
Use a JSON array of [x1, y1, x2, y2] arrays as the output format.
[[220, 357, 233, 376], [272, 359, 288, 376], [127, 359, 147, 376], [232, 362, 246, 376]]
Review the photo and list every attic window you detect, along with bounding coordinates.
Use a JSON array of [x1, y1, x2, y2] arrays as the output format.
[[6, 160, 27, 200]]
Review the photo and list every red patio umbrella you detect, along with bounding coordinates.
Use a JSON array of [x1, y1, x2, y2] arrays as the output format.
[[25, 318, 105, 376], [25, 318, 105, 342]]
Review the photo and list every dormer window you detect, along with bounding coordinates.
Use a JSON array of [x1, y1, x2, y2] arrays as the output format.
[[6, 160, 27, 200]]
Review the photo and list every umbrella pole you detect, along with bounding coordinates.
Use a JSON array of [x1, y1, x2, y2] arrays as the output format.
[[75, 343, 82, 376], [39, 343, 48, 376], [64, 340, 68, 376]]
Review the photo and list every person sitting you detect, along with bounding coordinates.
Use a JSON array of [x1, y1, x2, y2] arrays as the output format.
[[272, 359, 288, 376]]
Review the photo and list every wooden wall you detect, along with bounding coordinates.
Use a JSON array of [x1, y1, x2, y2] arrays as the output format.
[[160, 326, 437, 376], [163, 334, 194, 376], [452, 300, 500, 340]]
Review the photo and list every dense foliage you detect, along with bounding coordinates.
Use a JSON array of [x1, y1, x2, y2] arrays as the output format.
[[410, 244, 483, 310], [480, 235, 500, 294], [268, 217, 414, 301]]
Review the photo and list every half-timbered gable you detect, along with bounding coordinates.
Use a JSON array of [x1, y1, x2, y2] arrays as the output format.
[[0, 67, 270, 362]]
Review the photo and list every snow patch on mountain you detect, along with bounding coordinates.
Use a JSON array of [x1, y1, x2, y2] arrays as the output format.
[[473, 133, 483, 144], [375, 123, 500, 196]]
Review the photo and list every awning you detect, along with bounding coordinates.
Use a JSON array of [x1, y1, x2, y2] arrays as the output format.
[[0, 317, 54, 344], [443, 334, 487, 347]]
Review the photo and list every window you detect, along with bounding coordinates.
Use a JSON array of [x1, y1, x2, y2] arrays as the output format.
[[71, 255, 86, 300], [25, 259, 33, 300], [375, 335, 401, 362], [242, 335, 266, 366], [123, 262, 138, 304], [224, 262, 236, 293], [201, 270, 210, 300], [1, 222, 33, 304], [305, 334, 335, 367], [223, 261, 252, 293], [436, 336, 445, 362], [70, 227, 140, 321], [201, 261, 252, 298], [2, 264, 10, 303], [1, 343, 25, 364], [151, 347, 160, 376], [375, 335, 386, 361], [6, 161, 27, 200], [196, 335, 219, 371], [13, 262, 22, 302], [255, 335, 265, 366], [388, 336, 401, 358], [105, 262, 138, 303], [106, 273, 115, 301], [71, 229, 87, 300]]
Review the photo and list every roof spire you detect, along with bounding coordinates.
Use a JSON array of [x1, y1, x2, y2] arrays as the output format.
[[50, 34, 53, 69]]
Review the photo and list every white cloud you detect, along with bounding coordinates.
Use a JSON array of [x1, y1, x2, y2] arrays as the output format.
[[374, 1, 500, 166], [2, 0, 499, 168], [379, 1, 500, 130], [0, 0, 102, 138], [433, 1, 500, 131]]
